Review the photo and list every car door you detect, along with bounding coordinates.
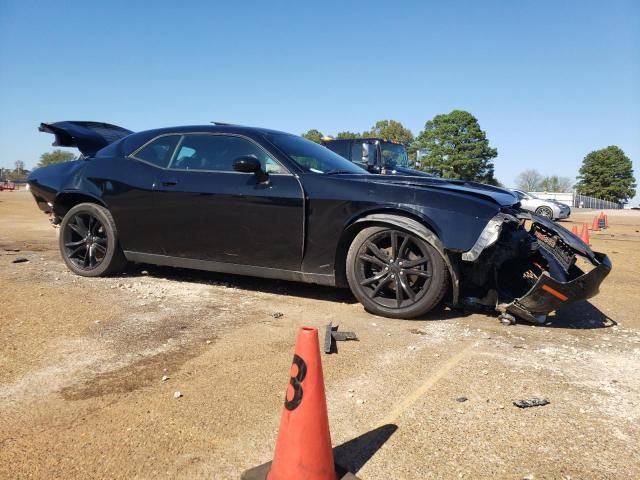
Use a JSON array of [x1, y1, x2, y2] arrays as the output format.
[[92, 133, 183, 255], [152, 133, 304, 271]]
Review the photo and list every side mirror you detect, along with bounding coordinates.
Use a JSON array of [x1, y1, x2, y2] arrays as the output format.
[[233, 156, 261, 173], [361, 143, 370, 164]]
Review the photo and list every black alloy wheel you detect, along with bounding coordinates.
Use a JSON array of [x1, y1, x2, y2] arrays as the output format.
[[62, 212, 108, 270], [346, 226, 449, 319], [58, 203, 127, 277]]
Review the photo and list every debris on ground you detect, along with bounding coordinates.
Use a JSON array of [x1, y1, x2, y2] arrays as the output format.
[[271, 312, 284, 318], [409, 328, 427, 335], [513, 397, 550, 408], [173, 391, 182, 399], [456, 397, 468, 403], [162, 375, 169, 382], [324, 322, 358, 353], [11, 257, 28, 263]]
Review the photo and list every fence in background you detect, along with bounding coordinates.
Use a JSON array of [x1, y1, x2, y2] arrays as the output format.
[[530, 191, 573, 206], [530, 191, 623, 209], [572, 193, 621, 210]]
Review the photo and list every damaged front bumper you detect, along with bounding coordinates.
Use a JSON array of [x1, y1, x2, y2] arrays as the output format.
[[462, 211, 612, 323], [499, 251, 611, 323]]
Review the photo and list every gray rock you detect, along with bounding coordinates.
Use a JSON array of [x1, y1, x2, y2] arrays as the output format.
[[513, 397, 550, 408]]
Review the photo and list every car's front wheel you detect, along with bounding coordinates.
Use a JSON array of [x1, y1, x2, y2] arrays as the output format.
[[535, 206, 554, 219], [346, 226, 449, 319], [58, 203, 127, 277]]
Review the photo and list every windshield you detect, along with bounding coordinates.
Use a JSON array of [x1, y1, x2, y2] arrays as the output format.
[[380, 143, 409, 169], [267, 134, 367, 174], [514, 190, 539, 200]]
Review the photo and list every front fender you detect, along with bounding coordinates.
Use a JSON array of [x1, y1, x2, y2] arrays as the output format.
[[350, 213, 460, 305]]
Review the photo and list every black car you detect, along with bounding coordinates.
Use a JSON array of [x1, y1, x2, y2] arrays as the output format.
[[322, 138, 432, 177], [28, 121, 611, 322]]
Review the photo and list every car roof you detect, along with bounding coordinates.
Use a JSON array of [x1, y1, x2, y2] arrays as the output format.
[[137, 124, 291, 137], [121, 124, 293, 153], [103, 124, 296, 158]]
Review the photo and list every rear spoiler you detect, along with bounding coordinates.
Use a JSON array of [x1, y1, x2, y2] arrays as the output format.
[[39, 121, 133, 157]]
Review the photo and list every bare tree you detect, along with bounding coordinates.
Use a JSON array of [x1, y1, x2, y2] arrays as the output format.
[[539, 175, 573, 193], [515, 169, 543, 191]]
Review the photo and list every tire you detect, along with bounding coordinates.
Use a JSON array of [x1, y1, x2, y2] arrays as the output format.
[[58, 202, 127, 277], [535, 206, 554, 219], [346, 226, 449, 319]]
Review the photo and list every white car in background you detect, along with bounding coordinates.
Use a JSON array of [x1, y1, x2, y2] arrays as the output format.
[[511, 189, 571, 220]]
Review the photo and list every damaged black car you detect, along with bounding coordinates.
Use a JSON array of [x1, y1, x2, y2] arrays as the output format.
[[28, 121, 611, 323]]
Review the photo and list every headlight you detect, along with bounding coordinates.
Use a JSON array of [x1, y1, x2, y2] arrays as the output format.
[[462, 213, 515, 261]]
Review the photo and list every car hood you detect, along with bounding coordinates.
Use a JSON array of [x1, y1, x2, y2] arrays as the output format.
[[386, 165, 435, 177], [360, 175, 518, 207]]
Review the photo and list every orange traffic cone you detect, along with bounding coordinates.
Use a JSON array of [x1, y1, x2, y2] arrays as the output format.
[[571, 225, 578, 236], [580, 224, 591, 246], [242, 327, 359, 480], [604, 214, 609, 228], [591, 216, 599, 231]]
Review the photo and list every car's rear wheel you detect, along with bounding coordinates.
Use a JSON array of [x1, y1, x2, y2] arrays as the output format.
[[535, 206, 554, 219], [59, 203, 127, 277], [346, 226, 449, 319]]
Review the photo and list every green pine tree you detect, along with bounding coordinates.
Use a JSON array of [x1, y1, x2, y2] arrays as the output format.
[[413, 110, 497, 184], [576, 146, 636, 202]]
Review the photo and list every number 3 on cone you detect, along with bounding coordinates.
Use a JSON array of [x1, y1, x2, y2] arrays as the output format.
[[284, 354, 307, 411]]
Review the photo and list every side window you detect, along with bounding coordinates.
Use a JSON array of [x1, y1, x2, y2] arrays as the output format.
[[351, 142, 365, 165], [132, 135, 180, 168], [352, 141, 375, 167], [170, 134, 285, 173]]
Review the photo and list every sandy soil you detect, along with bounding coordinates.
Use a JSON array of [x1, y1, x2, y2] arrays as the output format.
[[1, 190, 638, 479]]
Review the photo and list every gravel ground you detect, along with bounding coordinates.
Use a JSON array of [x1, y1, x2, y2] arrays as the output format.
[[1, 190, 639, 479]]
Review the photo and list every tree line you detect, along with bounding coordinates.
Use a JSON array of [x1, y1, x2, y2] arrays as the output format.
[[1, 151, 76, 182], [515, 169, 573, 193]]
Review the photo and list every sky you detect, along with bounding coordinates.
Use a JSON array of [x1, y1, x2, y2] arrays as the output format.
[[1, 0, 639, 203]]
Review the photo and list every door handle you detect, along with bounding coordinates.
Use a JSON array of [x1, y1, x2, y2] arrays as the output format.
[[161, 179, 178, 187]]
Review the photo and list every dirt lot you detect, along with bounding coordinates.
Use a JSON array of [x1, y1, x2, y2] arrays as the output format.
[[1, 190, 639, 479]]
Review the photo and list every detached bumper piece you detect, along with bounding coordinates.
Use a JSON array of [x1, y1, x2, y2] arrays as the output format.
[[502, 250, 612, 324]]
